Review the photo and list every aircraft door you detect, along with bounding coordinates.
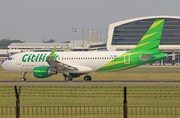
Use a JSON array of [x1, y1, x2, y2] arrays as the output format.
[[124, 53, 130, 64], [16, 55, 21, 65]]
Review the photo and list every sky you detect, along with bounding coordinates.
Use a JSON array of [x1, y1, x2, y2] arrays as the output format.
[[0, 0, 180, 43]]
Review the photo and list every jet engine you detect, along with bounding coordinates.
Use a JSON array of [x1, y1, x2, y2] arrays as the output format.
[[33, 67, 57, 78]]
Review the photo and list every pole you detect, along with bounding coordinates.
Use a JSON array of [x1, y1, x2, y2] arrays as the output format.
[[82, 15, 84, 51], [72, 28, 76, 51], [14, 86, 21, 118], [123, 86, 127, 118]]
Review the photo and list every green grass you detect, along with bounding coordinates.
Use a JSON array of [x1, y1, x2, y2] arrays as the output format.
[[0, 67, 180, 107], [1, 66, 180, 116], [0, 67, 180, 81], [0, 86, 180, 106], [0, 67, 5, 71], [128, 67, 180, 71]]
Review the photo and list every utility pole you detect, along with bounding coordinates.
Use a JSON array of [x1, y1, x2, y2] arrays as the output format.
[[82, 15, 84, 51], [72, 28, 76, 51]]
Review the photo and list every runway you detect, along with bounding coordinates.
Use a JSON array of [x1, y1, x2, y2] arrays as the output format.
[[0, 81, 180, 86]]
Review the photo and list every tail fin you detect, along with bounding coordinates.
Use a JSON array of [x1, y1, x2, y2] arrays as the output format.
[[130, 19, 164, 53]]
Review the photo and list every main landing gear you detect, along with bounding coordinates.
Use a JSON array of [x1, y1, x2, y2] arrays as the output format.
[[21, 72, 27, 81], [84, 76, 92, 81], [84, 73, 92, 81], [65, 75, 73, 81], [63, 73, 92, 81]]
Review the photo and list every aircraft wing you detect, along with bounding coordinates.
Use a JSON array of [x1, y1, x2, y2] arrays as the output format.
[[140, 54, 155, 61], [46, 46, 78, 71]]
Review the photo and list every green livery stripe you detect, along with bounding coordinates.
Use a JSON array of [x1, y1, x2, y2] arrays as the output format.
[[149, 20, 164, 29], [101, 60, 124, 68], [130, 19, 164, 53], [97, 19, 165, 72], [102, 64, 137, 72], [140, 32, 157, 41], [135, 41, 151, 48], [100, 51, 142, 69]]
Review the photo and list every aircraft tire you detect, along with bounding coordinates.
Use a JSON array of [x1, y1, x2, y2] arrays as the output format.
[[21, 77, 26, 81], [65, 76, 73, 81], [84, 76, 91, 81], [88, 76, 92, 81]]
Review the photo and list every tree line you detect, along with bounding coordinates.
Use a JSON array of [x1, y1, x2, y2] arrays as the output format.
[[0, 38, 23, 49]]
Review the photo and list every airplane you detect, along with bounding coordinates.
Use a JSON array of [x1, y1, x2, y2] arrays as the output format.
[[2, 19, 168, 81]]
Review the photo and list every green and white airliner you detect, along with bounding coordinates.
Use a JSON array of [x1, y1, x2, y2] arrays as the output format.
[[2, 20, 168, 81]]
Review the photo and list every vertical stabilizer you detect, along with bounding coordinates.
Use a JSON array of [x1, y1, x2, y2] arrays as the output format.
[[130, 20, 164, 53]]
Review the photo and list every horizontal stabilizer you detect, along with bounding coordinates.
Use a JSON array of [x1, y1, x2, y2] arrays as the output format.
[[140, 54, 155, 61]]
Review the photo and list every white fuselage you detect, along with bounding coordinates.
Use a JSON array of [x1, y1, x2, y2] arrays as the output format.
[[2, 51, 127, 73]]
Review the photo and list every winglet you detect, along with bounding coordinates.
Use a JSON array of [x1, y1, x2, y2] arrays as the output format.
[[49, 46, 57, 58]]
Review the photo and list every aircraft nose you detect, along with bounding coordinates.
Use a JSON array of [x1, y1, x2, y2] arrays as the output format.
[[2, 61, 7, 70]]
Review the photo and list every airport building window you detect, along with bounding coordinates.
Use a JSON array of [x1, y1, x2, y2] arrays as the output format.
[[111, 18, 180, 45]]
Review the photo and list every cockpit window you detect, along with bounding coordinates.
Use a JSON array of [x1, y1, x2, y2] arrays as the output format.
[[8, 57, 12, 60]]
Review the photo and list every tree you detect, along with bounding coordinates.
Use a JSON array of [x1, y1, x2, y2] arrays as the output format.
[[0, 38, 23, 49], [46, 39, 56, 43]]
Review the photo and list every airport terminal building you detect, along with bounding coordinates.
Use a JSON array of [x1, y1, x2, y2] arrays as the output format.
[[107, 16, 180, 64]]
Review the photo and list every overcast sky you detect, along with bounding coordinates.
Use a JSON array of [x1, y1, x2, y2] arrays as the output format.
[[0, 0, 180, 43]]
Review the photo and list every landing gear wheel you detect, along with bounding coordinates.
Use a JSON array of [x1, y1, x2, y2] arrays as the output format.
[[21, 77, 26, 81], [84, 76, 92, 81], [21, 72, 27, 81], [65, 76, 73, 81]]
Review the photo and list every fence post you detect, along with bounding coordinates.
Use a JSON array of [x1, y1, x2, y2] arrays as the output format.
[[123, 86, 127, 118], [14, 86, 21, 118]]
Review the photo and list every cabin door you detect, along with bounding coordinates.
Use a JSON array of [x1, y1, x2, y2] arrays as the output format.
[[124, 53, 130, 64], [16, 55, 21, 65]]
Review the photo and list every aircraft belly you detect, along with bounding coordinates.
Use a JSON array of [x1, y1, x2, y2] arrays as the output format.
[[64, 60, 109, 73]]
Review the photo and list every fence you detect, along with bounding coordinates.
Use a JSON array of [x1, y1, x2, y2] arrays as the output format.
[[0, 106, 180, 118]]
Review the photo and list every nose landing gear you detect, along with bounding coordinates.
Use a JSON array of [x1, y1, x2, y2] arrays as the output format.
[[21, 72, 27, 81]]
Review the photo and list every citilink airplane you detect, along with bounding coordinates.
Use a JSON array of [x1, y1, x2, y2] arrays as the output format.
[[2, 20, 167, 81]]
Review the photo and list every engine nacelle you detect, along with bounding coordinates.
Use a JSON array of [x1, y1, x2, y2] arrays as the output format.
[[33, 67, 57, 78]]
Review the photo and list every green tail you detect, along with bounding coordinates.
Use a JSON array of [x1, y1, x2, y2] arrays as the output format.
[[130, 19, 164, 53], [97, 20, 166, 72]]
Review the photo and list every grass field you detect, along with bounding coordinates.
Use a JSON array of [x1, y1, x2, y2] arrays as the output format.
[[0, 67, 180, 107], [0, 86, 180, 107], [0, 67, 180, 117], [0, 67, 180, 81]]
